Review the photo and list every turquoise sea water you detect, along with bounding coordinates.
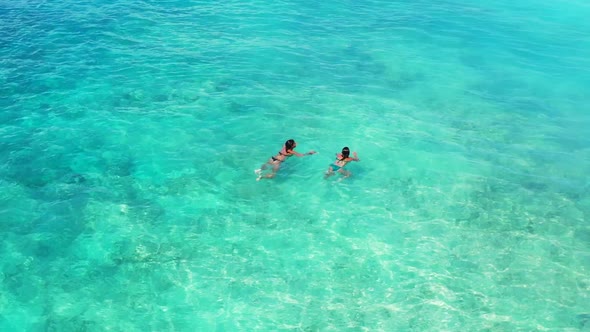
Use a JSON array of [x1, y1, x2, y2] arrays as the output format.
[[1, 0, 590, 330]]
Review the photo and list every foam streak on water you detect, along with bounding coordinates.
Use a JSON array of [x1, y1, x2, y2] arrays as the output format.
[[1, 0, 589, 330]]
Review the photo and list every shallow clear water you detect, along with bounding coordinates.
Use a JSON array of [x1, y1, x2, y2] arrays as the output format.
[[1, 0, 589, 330]]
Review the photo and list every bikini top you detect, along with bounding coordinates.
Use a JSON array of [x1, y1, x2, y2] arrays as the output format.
[[334, 155, 349, 165]]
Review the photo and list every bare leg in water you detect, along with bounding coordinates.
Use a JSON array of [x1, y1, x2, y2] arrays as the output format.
[[256, 161, 280, 180], [338, 168, 352, 181], [324, 165, 336, 179]]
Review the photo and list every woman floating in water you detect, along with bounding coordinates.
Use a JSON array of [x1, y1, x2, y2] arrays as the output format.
[[325, 146, 360, 179], [255, 139, 316, 180]]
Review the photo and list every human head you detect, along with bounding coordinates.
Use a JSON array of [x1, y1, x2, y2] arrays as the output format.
[[285, 139, 296, 150], [341, 147, 350, 158]]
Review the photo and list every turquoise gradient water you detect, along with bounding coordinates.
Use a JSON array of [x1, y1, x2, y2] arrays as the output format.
[[1, 0, 589, 330]]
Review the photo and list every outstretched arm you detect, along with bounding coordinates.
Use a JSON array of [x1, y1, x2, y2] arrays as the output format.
[[351, 152, 360, 161], [292, 149, 316, 157]]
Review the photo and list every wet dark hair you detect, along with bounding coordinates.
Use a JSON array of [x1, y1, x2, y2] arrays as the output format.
[[285, 139, 296, 150], [341, 147, 350, 159]]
